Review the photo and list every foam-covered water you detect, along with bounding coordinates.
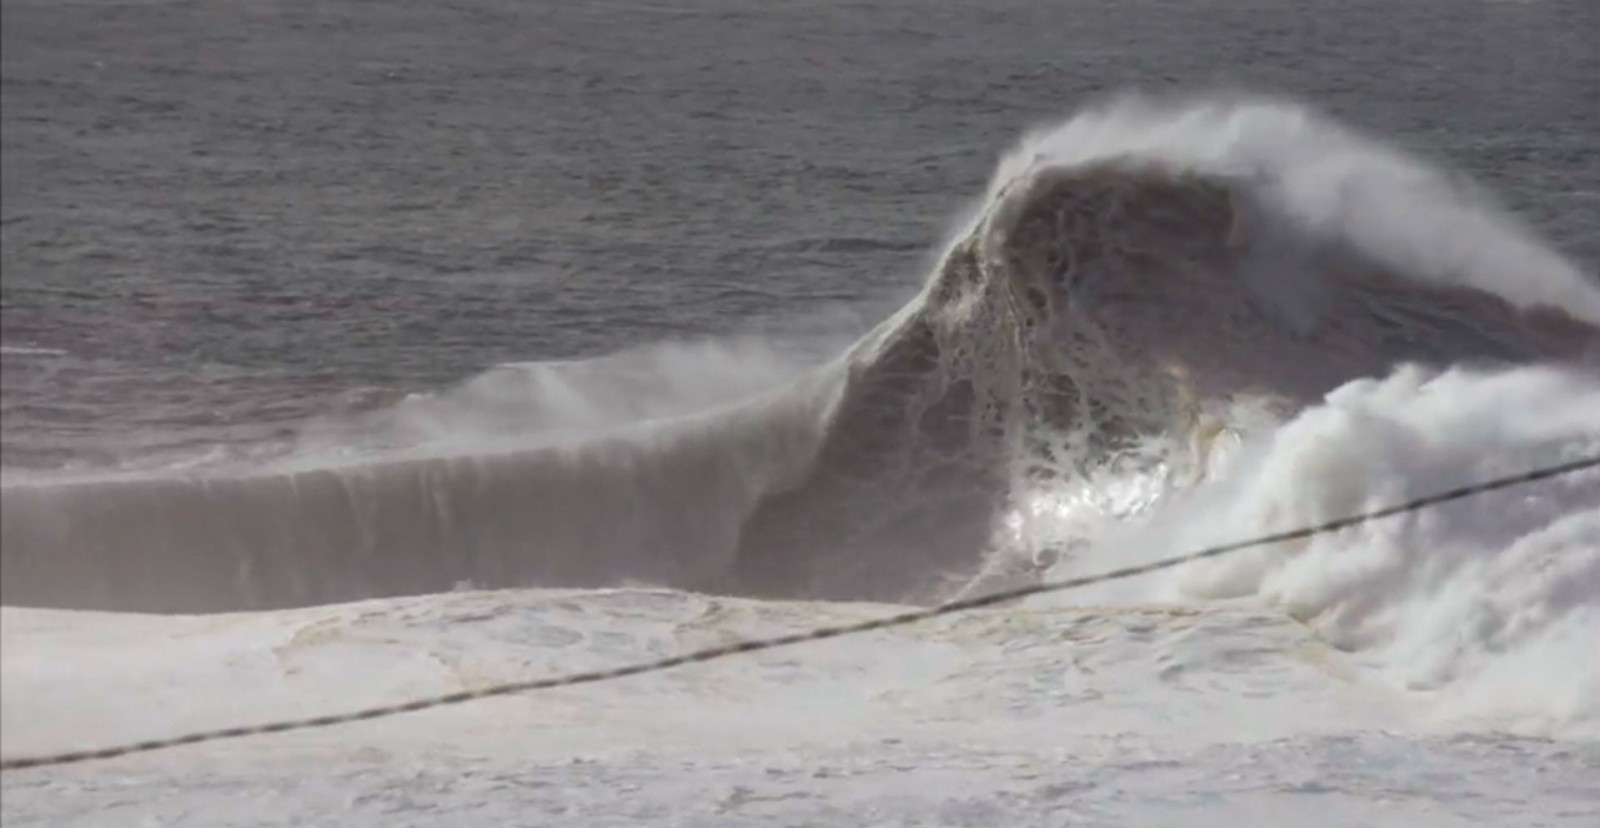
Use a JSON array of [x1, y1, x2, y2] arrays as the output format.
[[1177, 366, 1600, 736], [4, 95, 1599, 741]]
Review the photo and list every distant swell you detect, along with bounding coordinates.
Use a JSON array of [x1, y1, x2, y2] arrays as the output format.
[[3, 94, 1598, 613]]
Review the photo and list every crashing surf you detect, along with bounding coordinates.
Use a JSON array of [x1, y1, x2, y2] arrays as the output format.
[[3, 93, 1597, 618]]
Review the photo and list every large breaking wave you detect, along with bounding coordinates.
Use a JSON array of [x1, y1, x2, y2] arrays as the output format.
[[4, 93, 1597, 675]]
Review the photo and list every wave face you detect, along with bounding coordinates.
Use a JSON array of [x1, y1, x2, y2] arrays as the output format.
[[3, 94, 1598, 620]]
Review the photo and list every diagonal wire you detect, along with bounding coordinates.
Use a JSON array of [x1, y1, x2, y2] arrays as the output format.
[[2, 454, 1595, 772]]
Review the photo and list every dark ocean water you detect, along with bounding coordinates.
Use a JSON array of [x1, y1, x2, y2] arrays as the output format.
[[3, 0, 1597, 469]]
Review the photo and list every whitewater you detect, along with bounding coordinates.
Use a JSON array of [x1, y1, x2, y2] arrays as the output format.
[[4, 95, 1599, 825]]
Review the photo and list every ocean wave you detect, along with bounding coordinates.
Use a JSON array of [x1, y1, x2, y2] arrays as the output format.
[[3, 94, 1596, 624]]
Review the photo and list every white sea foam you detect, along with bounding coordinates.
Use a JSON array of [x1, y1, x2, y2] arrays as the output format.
[[1026, 364, 1599, 735]]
